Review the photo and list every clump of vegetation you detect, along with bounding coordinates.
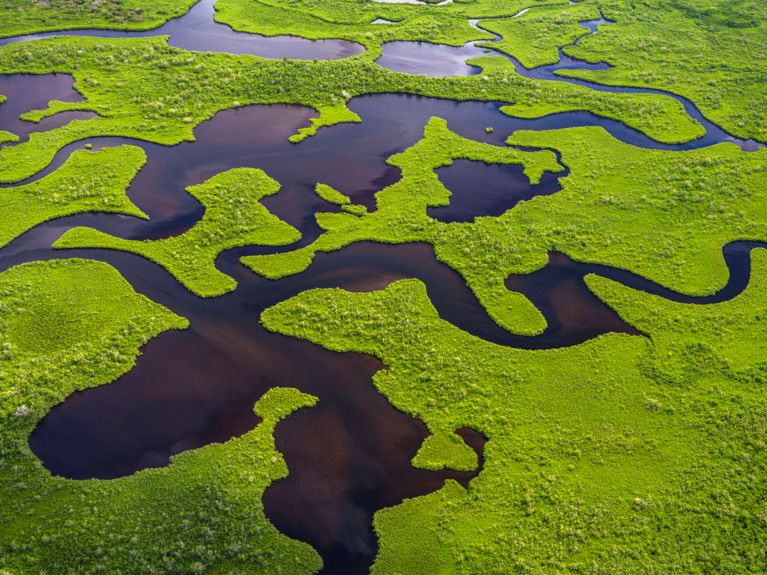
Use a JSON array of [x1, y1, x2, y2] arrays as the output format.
[[55, 167, 301, 297], [314, 182, 352, 206], [0, 0, 198, 37], [262, 250, 767, 574], [411, 431, 478, 471], [0, 144, 147, 247], [0, 258, 321, 575]]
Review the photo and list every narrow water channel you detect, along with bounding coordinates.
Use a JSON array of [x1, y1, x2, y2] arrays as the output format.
[[0, 0, 364, 59], [0, 2, 764, 573]]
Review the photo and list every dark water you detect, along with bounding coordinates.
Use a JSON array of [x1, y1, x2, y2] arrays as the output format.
[[377, 15, 764, 150], [429, 159, 564, 223], [0, 0, 363, 59], [0, 4, 764, 573]]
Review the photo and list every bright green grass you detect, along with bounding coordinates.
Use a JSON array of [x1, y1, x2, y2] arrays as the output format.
[[243, 120, 767, 335], [314, 183, 352, 206], [477, 1, 601, 68], [0, 0, 197, 37], [411, 430, 478, 472], [55, 167, 301, 297], [0, 35, 703, 183], [560, 0, 767, 142], [262, 249, 767, 574], [243, 117, 563, 334], [0, 258, 321, 575], [0, 145, 146, 248]]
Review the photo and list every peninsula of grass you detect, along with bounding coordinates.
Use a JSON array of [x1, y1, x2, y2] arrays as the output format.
[[0, 144, 146, 247], [55, 167, 301, 297], [0, 34, 704, 184], [476, 1, 601, 68], [0, 258, 322, 575], [0, 0, 198, 38], [262, 249, 767, 574], [244, 117, 564, 334], [558, 0, 767, 142], [244, 119, 767, 335]]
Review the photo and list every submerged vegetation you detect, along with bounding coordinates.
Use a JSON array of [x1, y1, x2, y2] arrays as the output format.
[[0, 0, 766, 572]]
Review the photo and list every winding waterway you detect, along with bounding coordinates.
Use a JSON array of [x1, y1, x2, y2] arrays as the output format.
[[0, 2, 765, 574], [0, 0, 363, 59]]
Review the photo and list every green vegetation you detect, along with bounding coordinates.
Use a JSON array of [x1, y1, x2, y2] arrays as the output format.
[[477, 1, 601, 68], [0, 0, 197, 37], [55, 168, 301, 297], [0, 33, 704, 183], [1, 1, 766, 572], [560, 0, 767, 142], [314, 183, 352, 206], [263, 249, 767, 573], [244, 120, 767, 335], [0, 258, 321, 575], [244, 117, 563, 334], [411, 431, 478, 472], [0, 144, 146, 247]]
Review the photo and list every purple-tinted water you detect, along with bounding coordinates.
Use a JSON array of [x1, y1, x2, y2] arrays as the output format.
[[0, 4, 763, 571], [0, 0, 363, 59]]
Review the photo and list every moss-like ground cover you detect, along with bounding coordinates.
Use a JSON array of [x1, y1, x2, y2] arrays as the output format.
[[0, 258, 321, 575], [55, 167, 301, 296], [0, 33, 704, 184], [0, 0, 198, 37], [262, 249, 767, 574], [1, 0, 767, 572], [0, 144, 146, 247]]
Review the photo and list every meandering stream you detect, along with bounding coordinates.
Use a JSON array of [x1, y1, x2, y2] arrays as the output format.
[[0, 3, 765, 574]]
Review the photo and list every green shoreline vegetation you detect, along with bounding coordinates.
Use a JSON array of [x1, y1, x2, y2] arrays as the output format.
[[0, 0, 766, 572], [0, 144, 147, 247], [0, 258, 321, 575], [262, 249, 767, 574], [55, 167, 301, 297]]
